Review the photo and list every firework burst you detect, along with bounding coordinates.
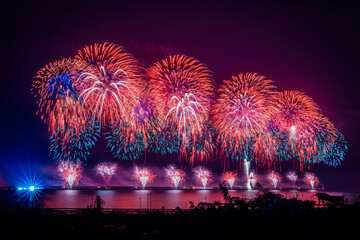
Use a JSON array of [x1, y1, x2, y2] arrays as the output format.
[[57, 161, 83, 188], [32, 58, 78, 122], [213, 73, 277, 165], [271, 91, 346, 169], [32, 58, 98, 161], [96, 162, 118, 184], [75, 42, 143, 128], [134, 166, 156, 188], [268, 171, 281, 189], [222, 171, 237, 189], [286, 171, 298, 187], [149, 55, 214, 164], [305, 172, 319, 189], [194, 167, 213, 188], [271, 91, 322, 165], [165, 166, 186, 188]]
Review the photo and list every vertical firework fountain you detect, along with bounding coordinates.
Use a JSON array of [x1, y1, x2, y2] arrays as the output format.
[[268, 171, 281, 189], [134, 166, 156, 189], [305, 172, 319, 190], [165, 166, 185, 189], [194, 167, 213, 188], [244, 160, 251, 189], [222, 171, 237, 189], [57, 161, 83, 188], [248, 172, 258, 189]]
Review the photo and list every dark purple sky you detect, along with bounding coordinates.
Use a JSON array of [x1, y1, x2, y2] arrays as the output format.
[[1, 0, 360, 192]]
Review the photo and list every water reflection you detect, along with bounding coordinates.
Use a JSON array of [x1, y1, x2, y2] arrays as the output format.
[[16, 188, 44, 208], [5, 189, 356, 209]]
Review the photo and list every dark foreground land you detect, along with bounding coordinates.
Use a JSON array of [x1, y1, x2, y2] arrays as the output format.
[[0, 190, 359, 240]]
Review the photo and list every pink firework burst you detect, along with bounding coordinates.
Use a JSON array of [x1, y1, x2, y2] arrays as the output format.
[[96, 162, 118, 184], [268, 171, 282, 189], [194, 167, 213, 188], [286, 171, 298, 187], [305, 172, 319, 189], [165, 166, 186, 189], [222, 171, 237, 189], [134, 166, 156, 188], [57, 161, 83, 188]]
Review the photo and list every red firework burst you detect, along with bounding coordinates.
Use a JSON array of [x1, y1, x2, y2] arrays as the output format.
[[32, 58, 96, 160], [268, 171, 281, 189], [165, 166, 186, 188], [305, 172, 319, 189], [213, 73, 277, 164], [271, 91, 324, 166], [75, 42, 143, 128], [57, 161, 83, 188], [32, 58, 78, 124], [222, 171, 237, 189], [134, 166, 156, 188], [194, 167, 213, 188], [148, 55, 214, 164]]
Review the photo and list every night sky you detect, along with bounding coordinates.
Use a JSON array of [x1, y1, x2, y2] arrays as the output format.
[[1, 0, 360, 192]]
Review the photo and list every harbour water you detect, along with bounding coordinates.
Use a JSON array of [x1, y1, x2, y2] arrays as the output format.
[[1, 188, 358, 209]]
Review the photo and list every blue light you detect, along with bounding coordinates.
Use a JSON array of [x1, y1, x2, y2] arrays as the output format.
[[29, 186, 35, 191]]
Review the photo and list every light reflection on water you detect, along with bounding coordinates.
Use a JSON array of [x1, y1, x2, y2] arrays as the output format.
[[2, 189, 357, 209]]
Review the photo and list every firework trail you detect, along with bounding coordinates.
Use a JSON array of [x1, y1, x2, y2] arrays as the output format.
[[134, 166, 156, 188], [57, 161, 83, 188], [165, 166, 186, 188], [96, 162, 118, 184], [214, 73, 276, 185], [286, 171, 298, 188], [248, 172, 258, 189], [268, 171, 281, 189], [194, 167, 213, 188], [75, 42, 143, 129], [305, 172, 319, 189], [222, 171, 237, 189], [149, 55, 214, 164]]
